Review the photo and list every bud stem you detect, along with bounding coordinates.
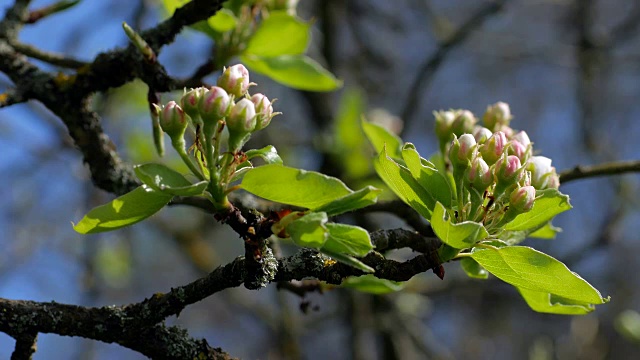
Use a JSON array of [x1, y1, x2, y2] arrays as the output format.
[[171, 138, 205, 181]]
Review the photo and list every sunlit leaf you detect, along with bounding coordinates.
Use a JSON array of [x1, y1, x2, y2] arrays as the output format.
[[362, 119, 403, 160], [244, 11, 310, 57], [322, 223, 373, 257], [374, 147, 433, 219], [431, 202, 488, 249], [286, 212, 328, 248], [241, 54, 342, 91], [402, 143, 453, 208], [518, 288, 595, 315], [314, 186, 381, 216], [460, 257, 488, 279], [471, 246, 609, 305], [73, 186, 172, 234], [245, 145, 283, 164], [134, 163, 208, 196], [504, 189, 572, 231]]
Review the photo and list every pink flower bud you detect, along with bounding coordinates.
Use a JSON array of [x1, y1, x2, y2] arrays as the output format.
[[495, 154, 523, 182], [509, 140, 528, 162], [181, 87, 207, 123], [228, 98, 257, 134], [449, 134, 476, 168], [478, 131, 507, 165], [251, 93, 274, 130], [217, 64, 251, 98], [527, 156, 558, 190], [451, 110, 477, 136], [510, 185, 536, 213], [512, 131, 531, 148], [159, 101, 188, 140], [467, 156, 493, 190], [482, 102, 512, 131], [199, 86, 230, 124], [473, 126, 493, 144]]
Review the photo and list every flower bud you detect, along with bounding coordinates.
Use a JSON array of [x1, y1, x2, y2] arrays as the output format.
[[199, 86, 230, 124], [494, 154, 523, 185], [181, 88, 206, 120], [251, 93, 274, 130], [509, 185, 536, 213], [527, 156, 559, 190], [451, 110, 477, 137], [217, 64, 251, 98], [228, 98, 257, 134], [449, 134, 476, 168], [478, 131, 507, 165], [434, 110, 456, 151], [509, 140, 529, 162], [512, 131, 531, 148], [158, 101, 188, 140], [473, 126, 493, 144], [483, 102, 512, 131], [467, 156, 493, 190]]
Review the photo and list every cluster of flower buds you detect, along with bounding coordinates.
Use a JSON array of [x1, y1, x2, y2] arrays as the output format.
[[157, 64, 278, 153], [436, 102, 560, 231]]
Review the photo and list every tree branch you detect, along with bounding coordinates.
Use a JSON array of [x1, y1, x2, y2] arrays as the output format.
[[10, 331, 37, 360], [559, 160, 640, 183]]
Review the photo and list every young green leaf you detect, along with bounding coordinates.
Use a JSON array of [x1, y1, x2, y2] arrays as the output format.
[[402, 143, 453, 208], [374, 147, 434, 219], [73, 186, 172, 234], [245, 145, 283, 164], [286, 212, 328, 248], [241, 54, 342, 91], [342, 274, 405, 294], [320, 247, 374, 273], [207, 9, 237, 32], [313, 186, 381, 216], [431, 202, 489, 249], [460, 257, 488, 279], [528, 222, 561, 239], [322, 223, 373, 257], [504, 189, 572, 231], [517, 288, 595, 315], [244, 11, 310, 57], [362, 119, 403, 159], [241, 164, 354, 209], [134, 163, 208, 196], [471, 246, 609, 305]]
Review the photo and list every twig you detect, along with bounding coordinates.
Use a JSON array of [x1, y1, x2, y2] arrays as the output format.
[[10, 41, 87, 69], [399, 0, 506, 135], [11, 331, 37, 360], [559, 160, 640, 183]]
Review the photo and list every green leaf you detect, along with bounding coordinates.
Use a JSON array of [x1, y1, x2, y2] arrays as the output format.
[[362, 119, 403, 159], [374, 147, 434, 219], [471, 246, 608, 305], [241, 54, 342, 91], [460, 257, 488, 279], [342, 274, 405, 294], [320, 247, 374, 273], [241, 164, 354, 209], [286, 212, 328, 248], [73, 186, 172, 234], [207, 9, 237, 32], [504, 189, 572, 231], [322, 223, 373, 257], [134, 163, 208, 196], [431, 202, 488, 249], [244, 11, 310, 57], [334, 88, 370, 179], [401, 143, 453, 208], [518, 288, 595, 315], [314, 186, 381, 216], [528, 222, 561, 239], [245, 145, 283, 164]]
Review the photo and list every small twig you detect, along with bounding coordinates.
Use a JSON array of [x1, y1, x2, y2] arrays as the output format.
[[399, 0, 506, 134], [11, 331, 37, 360], [26, 0, 80, 24], [559, 160, 640, 183], [10, 41, 87, 69]]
